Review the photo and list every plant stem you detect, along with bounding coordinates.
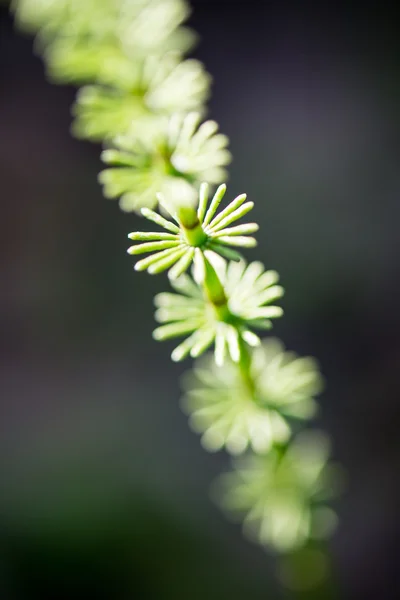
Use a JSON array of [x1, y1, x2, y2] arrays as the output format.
[[202, 255, 228, 308], [198, 253, 258, 393], [178, 205, 208, 247], [238, 337, 256, 395]]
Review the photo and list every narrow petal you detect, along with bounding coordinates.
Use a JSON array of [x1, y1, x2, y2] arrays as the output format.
[[101, 149, 140, 167], [226, 259, 247, 284], [249, 319, 273, 330], [128, 240, 179, 255], [153, 320, 201, 340], [170, 273, 204, 298], [207, 242, 243, 262], [155, 307, 203, 323], [128, 231, 177, 241], [201, 426, 225, 452], [134, 247, 181, 271], [244, 307, 284, 319], [197, 182, 209, 222], [154, 292, 201, 307], [255, 285, 285, 304], [179, 112, 200, 142], [202, 184, 227, 226], [225, 326, 241, 362], [141, 207, 180, 233], [215, 328, 227, 366], [148, 248, 187, 274], [167, 113, 183, 147], [207, 193, 247, 229], [240, 262, 265, 286], [240, 329, 261, 347], [191, 120, 219, 147], [171, 331, 201, 362], [209, 202, 254, 232], [216, 235, 257, 247], [212, 223, 259, 237], [254, 270, 280, 290], [155, 300, 203, 313], [168, 247, 195, 280], [190, 328, 215, 357], [192, 247, 206, 283]]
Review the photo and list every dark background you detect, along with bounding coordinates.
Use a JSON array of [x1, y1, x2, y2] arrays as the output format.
[[1, 1, 400, 598]]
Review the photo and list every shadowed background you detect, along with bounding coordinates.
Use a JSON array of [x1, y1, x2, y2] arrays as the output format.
[[1, 1, 400, 598]]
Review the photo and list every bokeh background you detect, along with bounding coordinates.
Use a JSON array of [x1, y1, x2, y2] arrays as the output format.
[[1, 1, 400, 598]]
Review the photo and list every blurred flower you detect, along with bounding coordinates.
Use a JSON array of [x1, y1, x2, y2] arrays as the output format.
[[153, 261, 284, 364], [44, 37, 133, 86], [40, 0, 196, 84], [12, 0, 117, 45], [216, 431, 338, 552], [181, 338, 322, 452], [13, 0, 195, 53], [127, 183, 258, 278], [99, 112, 231, 212], [72, 54, 210, 141], [119, 0, 196, 55], [11, 0, 75, 35], [14, 0, 207, 143]]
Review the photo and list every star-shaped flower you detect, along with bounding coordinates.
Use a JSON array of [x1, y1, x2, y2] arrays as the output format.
[[72, 53, 210, 141], [181, 338, 323, 454], [216, 431, 338, 552], [152, 260, 284, 364], [127, 183, 259, 279], [99, 112, 231, 212]]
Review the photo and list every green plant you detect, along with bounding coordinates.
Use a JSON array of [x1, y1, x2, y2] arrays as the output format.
[[10, 0, 340, 588]]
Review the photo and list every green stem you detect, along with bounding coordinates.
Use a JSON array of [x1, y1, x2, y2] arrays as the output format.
[[238, 337, 256, 395], [178, 205, 208, 247], [279, 542, 339, 600], [198, 254, 258, 394], [202, 256, 228, 309]]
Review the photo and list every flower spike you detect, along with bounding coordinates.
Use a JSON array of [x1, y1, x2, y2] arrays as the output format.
[[10, 0, 337, 567]]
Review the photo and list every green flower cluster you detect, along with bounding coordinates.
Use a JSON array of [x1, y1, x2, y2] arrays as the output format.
[[182, 339, 323, 453], [11, 0, 339, 561], [127, 183, 258, 275], [12, 0, 215, 197], [72, 55, 210, 142], [216, 431, 338, 552], [100, 113, 231, 211], [153, 262, 284, 364]]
